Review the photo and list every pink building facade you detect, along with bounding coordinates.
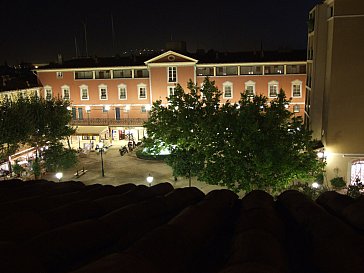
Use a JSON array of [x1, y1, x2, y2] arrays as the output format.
[[35, 51, 306, 148]]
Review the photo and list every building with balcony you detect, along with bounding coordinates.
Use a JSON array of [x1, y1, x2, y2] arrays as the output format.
[[305, 0, 364, 185], [34, 49, 307, 149]]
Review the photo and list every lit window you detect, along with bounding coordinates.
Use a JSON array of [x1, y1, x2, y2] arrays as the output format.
[[168, 67, 177, 83], [56, 72, 63, 79], [99, 85, 108, 100], [61, 85, 70, 100], [293, 105, 300, 113], [292, 80, 302, 97], [44, 86, 52, 100], [80, 85, 89, 100], [268, 81, 279, 98], [118, 84, 127, 100], [168, 86, 176, 97], [138, 83, 147, 99], [223, 81, 233, 99], [245, 80, 256, 96]]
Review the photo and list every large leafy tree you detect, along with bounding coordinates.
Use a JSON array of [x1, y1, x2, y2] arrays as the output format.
[[0, 93, 76, 172], [26, 95, 75, 151], [144, 77, 323, 193]]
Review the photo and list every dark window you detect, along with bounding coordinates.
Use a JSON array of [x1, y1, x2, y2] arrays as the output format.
[[216, 66, 238, 76], [78, 108, 83, 120], [75, 71, 93, 79], [134, 69, 149, 78], [196, 67, 214, 76], [113, 69, 132, 78], [115, 107, 121, 120], [240, 66, 262, 75], [264, 65, 284, 75], [72, 107, 77, 120], [95, 70, 111, 79]]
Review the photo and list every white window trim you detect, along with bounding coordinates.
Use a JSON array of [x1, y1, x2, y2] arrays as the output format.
[[98, 84, 108, 100], [44, 85, 52, 100], [137, 83, 147, 100], [291, 80, 302, 98], [167, 66, 177, 83], [56, 71, 63, 79], [167, 86, 176, 97], [245, 80, 256, 96], [268, 80, 279, 98], [118, 83, 127, 100], [80, 84, 89, 101], [222, 81, 233, 99], [61, 85, 70, 100]]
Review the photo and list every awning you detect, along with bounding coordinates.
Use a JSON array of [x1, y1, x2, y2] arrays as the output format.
[[74, 126, 108, 136]]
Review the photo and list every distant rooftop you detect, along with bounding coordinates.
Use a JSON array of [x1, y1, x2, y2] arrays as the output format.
[[0, 64, 39, 92]]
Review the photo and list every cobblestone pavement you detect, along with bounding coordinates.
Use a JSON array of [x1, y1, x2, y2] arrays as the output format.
[[43, 145, 227, 194]]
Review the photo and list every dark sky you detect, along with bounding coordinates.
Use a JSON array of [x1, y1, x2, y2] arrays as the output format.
[[1, 0, 322, 65]]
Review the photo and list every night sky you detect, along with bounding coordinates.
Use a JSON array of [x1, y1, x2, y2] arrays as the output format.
[[1, 0, 322, 65]]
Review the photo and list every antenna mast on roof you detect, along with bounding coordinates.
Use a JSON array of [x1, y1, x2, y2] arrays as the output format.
[[82, 19, 89, 57], [111, 14, 116, 54], [74, 36, 79, 58]]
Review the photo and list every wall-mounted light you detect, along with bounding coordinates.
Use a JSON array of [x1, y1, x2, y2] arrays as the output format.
[[104, 105, 110, 111], [85, 105, 91, 112]]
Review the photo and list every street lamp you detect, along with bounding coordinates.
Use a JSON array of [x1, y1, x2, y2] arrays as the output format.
[[146, 173, 153, 187], [55, 172, 63, 182], [99, 142, 105, 177]]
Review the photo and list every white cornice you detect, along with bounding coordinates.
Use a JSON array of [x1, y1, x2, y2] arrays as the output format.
[[147, 62, 197, 67], [34, 65, 148, 72], [196, 61, 307, 67]]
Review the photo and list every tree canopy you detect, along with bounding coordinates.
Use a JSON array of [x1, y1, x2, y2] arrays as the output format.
[[0, 93, 75, 162], [144, 77, 323, 193]]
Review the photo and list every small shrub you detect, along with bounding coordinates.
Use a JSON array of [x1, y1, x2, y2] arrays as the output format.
[[12, 162, 25, 177], [330, 176, 346, 189]]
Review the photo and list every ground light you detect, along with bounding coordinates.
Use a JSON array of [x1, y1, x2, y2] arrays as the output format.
[[146, 173, 154, 187], [312, 182, 320, 189], [55, 172, 63, 182]]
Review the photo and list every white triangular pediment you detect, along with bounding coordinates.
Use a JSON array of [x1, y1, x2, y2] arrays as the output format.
[[145, 51, 198, 65]]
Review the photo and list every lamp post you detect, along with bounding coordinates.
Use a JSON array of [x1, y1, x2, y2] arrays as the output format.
[[146, 173, 153, 187], [99, 142, 105, 177]]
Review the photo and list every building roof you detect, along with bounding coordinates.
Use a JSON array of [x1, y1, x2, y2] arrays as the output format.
[[0, 64, 39, 92], [1, 179, 363, 273], [37, 49, 307, 70]]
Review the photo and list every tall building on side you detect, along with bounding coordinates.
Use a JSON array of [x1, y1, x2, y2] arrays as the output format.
[[306, 0, 364, 185]]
